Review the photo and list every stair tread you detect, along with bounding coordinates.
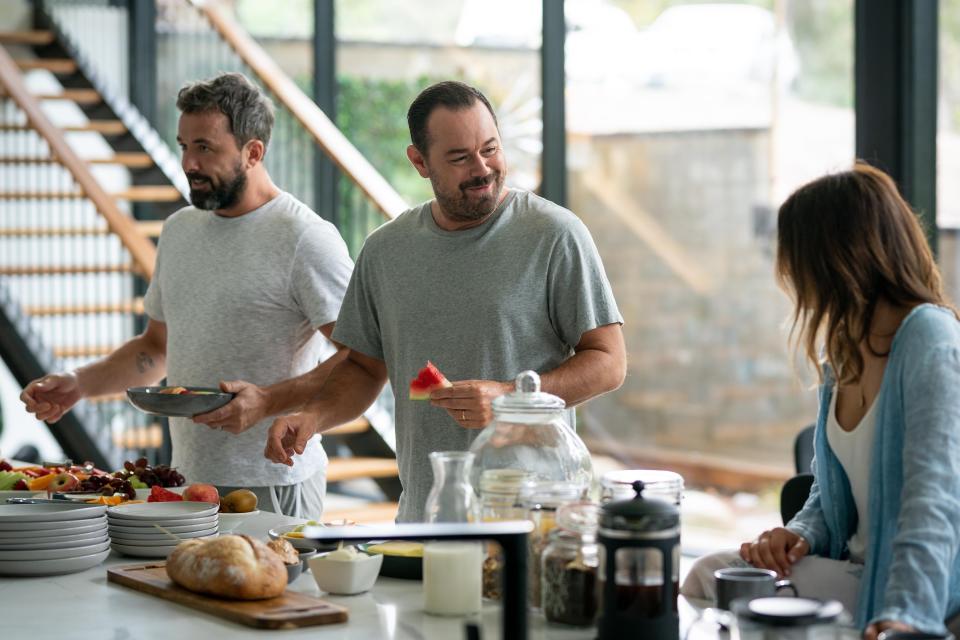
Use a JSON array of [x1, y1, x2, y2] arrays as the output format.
[[0, 153, 155, 168], [0, 186, 182, 202], [0, 264, 133, 276], [0, 121, 125, 135], [324, 418, 370, 436], [326, 457, 398, 482], [0, 31, 55, 45], [24, 298, 145, 316], [14, 58, 77, 74]]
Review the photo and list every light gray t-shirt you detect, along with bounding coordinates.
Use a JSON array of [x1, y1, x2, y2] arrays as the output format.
[[332, 189, 623, 522], [144, 191, 353, 486]]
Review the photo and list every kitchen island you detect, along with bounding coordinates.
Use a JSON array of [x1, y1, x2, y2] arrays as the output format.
[[0, 510, 612, 639]]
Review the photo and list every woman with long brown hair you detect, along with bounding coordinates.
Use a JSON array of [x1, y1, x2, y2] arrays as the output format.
[[682, 163, 960, 638]]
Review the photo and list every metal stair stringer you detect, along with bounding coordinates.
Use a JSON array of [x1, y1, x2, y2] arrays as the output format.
[[0, 280, 113, 469]]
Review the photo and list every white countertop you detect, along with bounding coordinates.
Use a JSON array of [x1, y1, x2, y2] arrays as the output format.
[[0, 510, 616, 640]]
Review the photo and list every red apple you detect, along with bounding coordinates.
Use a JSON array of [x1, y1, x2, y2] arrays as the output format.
[[182, 483, 219, 504], [47, 472, 80, 493]]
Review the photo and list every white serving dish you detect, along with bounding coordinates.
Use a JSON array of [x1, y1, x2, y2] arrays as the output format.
[[107, 502, 218, 520], [0, 503, 107, 522], [0, 539, 111, 561], [0, 533, 109, 551], [308, 549, 383, 595], [217, 510, 260, 533], [0, 548, 110, 577], [269, 524, 338, 552]]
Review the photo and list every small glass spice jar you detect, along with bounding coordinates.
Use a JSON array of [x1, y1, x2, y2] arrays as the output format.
[[542, 502, 600, 626], [479, 468, 529, 600], [520, 480, 586, 610]]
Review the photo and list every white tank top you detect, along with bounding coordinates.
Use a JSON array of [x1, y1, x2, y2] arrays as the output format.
[[826, 385, 879, 564]]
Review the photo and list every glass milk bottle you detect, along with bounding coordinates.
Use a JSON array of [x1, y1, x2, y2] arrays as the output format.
[[423, 451, 483, 616]]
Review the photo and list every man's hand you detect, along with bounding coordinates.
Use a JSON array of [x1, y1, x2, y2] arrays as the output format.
[[739, 527, 810, 577], [20, 372, 83, 423], [864, 620, 914, 640], [192, 380, 268, 434], [429, 380, 512, 429], [264, 412, 320, 466]]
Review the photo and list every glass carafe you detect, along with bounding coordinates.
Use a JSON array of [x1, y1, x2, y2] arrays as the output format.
[[423, 451, 483, 616], [469, 370, 593, 494]]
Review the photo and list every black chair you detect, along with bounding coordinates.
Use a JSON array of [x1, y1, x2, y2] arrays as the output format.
[[781, 424, 816, 525], [794, 424, 814, 474]]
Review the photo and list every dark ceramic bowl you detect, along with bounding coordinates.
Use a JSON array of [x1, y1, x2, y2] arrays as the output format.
[[285, 549, 318, 583], [126, 386, 234, 418]]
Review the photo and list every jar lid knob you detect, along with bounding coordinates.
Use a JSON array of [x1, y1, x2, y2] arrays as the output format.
[[632, 480, 645, 498], [515, 370, 541, 393]]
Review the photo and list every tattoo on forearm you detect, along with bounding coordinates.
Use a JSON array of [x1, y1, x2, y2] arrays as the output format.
[[136, 352, 155, 374]]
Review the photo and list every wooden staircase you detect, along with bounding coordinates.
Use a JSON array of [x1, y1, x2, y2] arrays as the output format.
[[0, 27, 402, 517]]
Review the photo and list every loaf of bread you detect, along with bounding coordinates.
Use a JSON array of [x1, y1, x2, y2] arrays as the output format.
[[266, 537, 300, 565], [166, 534, 287, 599]]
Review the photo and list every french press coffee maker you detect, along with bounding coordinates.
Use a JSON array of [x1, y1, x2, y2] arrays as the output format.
[[597, 480, 680, 640]]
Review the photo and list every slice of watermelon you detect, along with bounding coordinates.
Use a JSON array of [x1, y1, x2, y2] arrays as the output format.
[[409, 361, 453, 400]]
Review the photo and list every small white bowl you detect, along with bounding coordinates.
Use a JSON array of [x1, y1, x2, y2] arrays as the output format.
[[308, 549, 383, 595], [217, 510, 260, 533]]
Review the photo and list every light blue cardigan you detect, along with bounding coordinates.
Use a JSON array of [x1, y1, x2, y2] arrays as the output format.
[[786, 304, 960, 633]]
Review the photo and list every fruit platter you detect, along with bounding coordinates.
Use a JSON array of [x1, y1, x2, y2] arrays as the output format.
[[126, 386, 235, 417]]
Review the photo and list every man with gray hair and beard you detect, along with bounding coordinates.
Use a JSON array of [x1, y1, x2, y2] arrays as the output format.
[[256, 80, 627, 522], [20, 72, 353, 518]]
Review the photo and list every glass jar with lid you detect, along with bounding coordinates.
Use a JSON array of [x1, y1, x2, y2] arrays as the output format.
[[542, 502, 600, 626], [478, 468, 529, 599], [468, 370, 594, 493], [520, 480, 586, 610]]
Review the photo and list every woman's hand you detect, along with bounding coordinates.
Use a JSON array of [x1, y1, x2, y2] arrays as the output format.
[[864, 620, 914, 640], [739, 527, 810, 577]]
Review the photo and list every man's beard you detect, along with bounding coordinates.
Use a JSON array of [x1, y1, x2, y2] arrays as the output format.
[[187, 163, 247, 211], [432, 170, 505, 223]]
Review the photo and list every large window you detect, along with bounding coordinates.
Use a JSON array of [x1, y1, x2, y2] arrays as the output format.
[[566, 0, 854, 544], [939, 4, 960, 302]]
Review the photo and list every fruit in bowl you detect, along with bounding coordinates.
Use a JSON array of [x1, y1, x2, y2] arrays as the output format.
[[308, 545, 383, 595], [183, 483, 219, 504], [220, 489, 257, 513]]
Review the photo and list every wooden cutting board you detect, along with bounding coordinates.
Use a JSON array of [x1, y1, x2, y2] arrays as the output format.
[[107, 562, 348, 629]]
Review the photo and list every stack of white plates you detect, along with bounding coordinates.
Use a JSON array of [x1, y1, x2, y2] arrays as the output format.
[[107, 502, 219, 558], [0, 502, 110, 576]]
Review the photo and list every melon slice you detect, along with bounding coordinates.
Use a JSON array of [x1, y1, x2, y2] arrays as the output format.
[[409, 361, 452, 400]]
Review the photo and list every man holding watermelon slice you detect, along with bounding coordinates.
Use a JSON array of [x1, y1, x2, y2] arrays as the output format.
[[264, 81, 626, 522]]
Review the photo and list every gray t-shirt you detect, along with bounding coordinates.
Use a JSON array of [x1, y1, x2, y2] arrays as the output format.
[[144, 191, 353, 486], [332, 189, 622, 522]]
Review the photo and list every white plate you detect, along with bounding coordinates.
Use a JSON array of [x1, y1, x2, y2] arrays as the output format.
[[109, 531, 217, 546], [111, 540, 200, 558], [218, 510, 260, 533], [107, 502, 218, 520], [0, 539, 110, 561], [0, 517, 107, 534], [107, 513, 219, 529], [107, 520, 217, 535], [0, 491, 46, 500], [0, 533, 109, 551], [0, 548, 110, 577], [0, 503, 107, 522]]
